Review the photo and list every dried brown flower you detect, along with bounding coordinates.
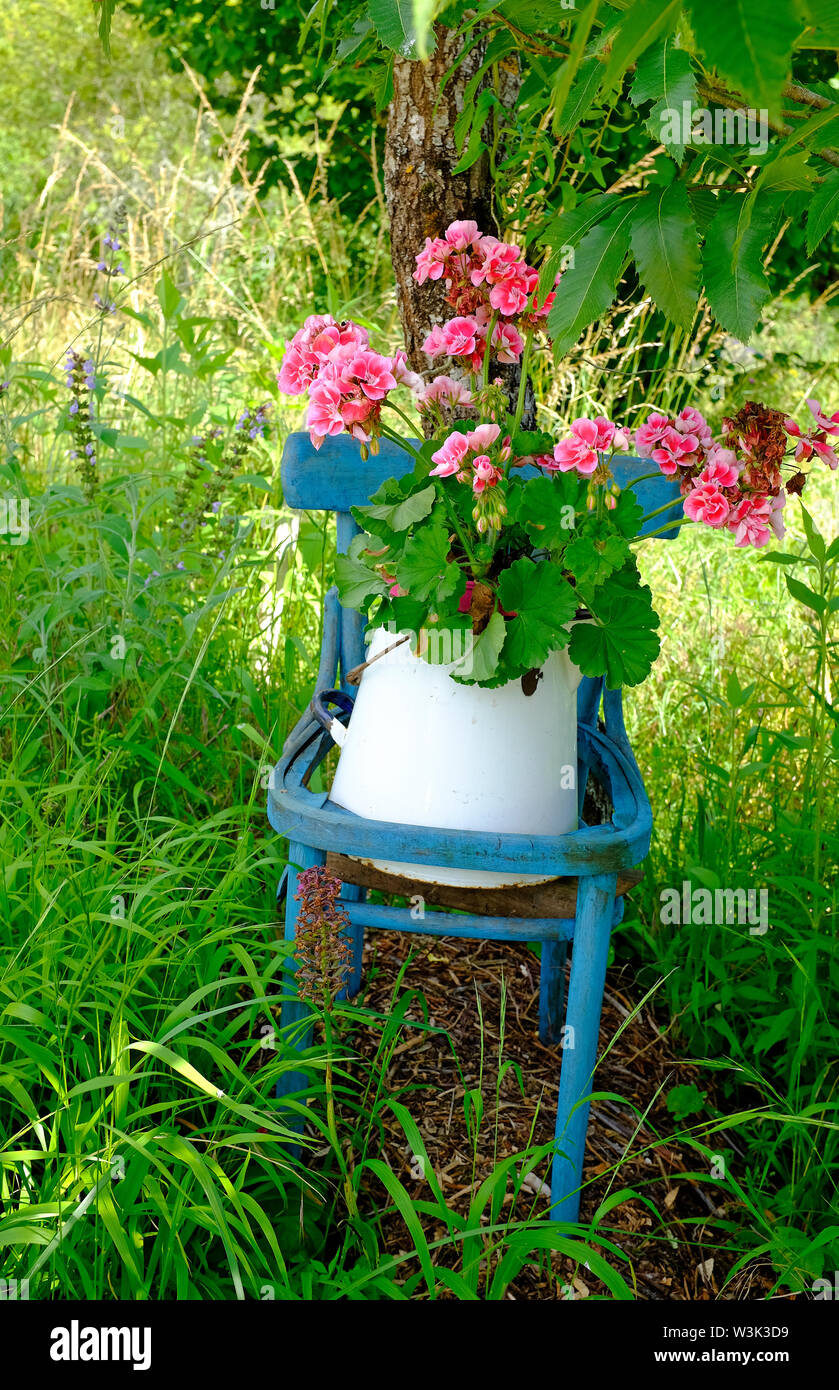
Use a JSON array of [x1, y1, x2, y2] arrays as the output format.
[[293, 865, 353, 1005]]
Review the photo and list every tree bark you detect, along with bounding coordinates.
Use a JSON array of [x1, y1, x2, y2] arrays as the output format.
[[383, 26, 534, 424], [383, 28, 496, 373]]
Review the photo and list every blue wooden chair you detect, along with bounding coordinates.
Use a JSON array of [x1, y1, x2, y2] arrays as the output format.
[[267, 431, 680, 1221]]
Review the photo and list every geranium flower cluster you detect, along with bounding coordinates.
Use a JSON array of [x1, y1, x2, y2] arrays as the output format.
[[277, 314, 421, 450], [415, 220, 559, 373], [553, 399, 839, 548], [544, 416, 632, 475], [430, 422, 511, 533]]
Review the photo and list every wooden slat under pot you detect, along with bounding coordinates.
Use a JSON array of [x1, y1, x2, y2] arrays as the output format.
[[326, 852, 643, 920]]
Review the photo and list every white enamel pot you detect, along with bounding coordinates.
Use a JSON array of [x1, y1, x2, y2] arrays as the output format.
[[317, 625, 585, 889]]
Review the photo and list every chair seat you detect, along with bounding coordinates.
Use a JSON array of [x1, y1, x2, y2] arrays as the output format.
[[268, 718, 652, 878], [325, 851, 643, 918]]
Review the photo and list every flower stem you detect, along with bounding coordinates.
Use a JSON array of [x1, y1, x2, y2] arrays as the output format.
[[513, 330, 534, 434], [322, 994, 358, 1221], [482, 312, 499, 391], [379, 421, 423, 463], [631, 514, 691, 542]]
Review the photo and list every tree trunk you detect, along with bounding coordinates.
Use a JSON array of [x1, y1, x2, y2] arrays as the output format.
[[383, 27, 534, 425], [383, 28, 495, 372]]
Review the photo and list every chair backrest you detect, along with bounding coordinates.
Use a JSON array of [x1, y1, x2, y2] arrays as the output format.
[[281, 432, 682, 539]]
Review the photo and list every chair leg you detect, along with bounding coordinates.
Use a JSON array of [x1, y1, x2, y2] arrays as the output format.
[[275, 841, 322, 1103], [551, 872, 617, 1222], [539, 940, 568, 1046], [337, 882, 364, 1001]]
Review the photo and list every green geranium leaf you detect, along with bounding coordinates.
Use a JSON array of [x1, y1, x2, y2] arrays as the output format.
[[510, 429, 556, 458], [563, 528, 631, 587], [376, 595, 430, 635], [497, 557, 578, 674], [450, 610, 507, 686], [358, 481, 436, 534], [335, 535, 389, 611], [396, 519, 460, 603], [570, 564, 660, 688], [512, 474, 583, 550], [611, 486, 644, 538]]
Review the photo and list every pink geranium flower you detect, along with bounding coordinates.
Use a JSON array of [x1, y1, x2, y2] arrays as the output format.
[[472, 455, 503, 493], [277, 343, 314, 396], [727, 494, 773, 547], [492, 320, 524, 363], [675, 407, 713, 447], [444, 220, 480, 251], [414, 237, 450, 285], [807, 399, 839, 435], [552, 418, 601, 475], [466, 422, 501, 452], [489, 267, 531, 316], [421, 324, 448, 359], [784, 416, 839, 469], [306, 378, 345, 449], [684, 482, 730, 528], [470, 236, 521, 287], [441, 316, 480, 358], [634, 413, 672, 458], [699, 446, 740, 489], [392, 349, 425, 394], [650, 427, 699, 475], [345, 350, 397, 401], [430, 430, 470, 477], [419, 375, 474, 408], [769, 491, 786, 540]]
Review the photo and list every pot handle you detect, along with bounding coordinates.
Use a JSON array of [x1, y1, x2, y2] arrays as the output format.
[[310, 689, 354, 749]]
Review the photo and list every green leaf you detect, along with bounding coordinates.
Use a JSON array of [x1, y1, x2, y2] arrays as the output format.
[[702, 194, 773, 341], [563, 529, 631, 587], [453, 88, 498, 175], [630, 36, 697, 164], [396, 521, 459, 603], [806, 169, 839, 254], [96, 0, 116, 58], [800, 504, 826, 562], [570, 564, 660, 688], [510, 429, 556, 457], [553, 55, 604, 139], [666, 1083, 707, 1118], [156, 272, 182, 321], [513, 474, 582, 549], [335, 537, 388, 610], [754, 150, 815, 194], [551, 0, 600, 131], [547, 205, 633, 357], [359, 482, 436, 534], [368, 0, 423, 58], [451, 611, 507, 685], [683, 0, 800, 117], [629, 182, 700, 330], [799, 0, 839, 46], [611, 487, 644, 538], [786, 574, 826, 615], [497, 558, 578, 673], [538, 194, 622, 297], [412, 0, 438, 58], [600, 0, 680, 93]]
